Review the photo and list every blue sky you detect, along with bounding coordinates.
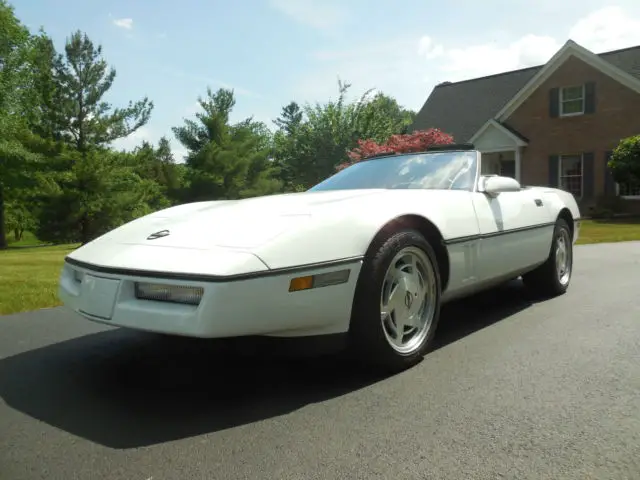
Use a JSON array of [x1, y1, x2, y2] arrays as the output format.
[[12, 0, 640, 160]]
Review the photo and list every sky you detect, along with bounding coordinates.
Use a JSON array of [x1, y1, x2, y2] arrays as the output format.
[[11, 0, 640, 161]]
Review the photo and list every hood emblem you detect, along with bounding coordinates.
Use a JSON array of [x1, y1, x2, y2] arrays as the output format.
[[147, 229, 170, 240]]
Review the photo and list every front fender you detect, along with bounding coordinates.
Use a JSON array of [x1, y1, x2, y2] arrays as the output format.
[[253, 190, 480, 270], [535, 188, 581, 221]]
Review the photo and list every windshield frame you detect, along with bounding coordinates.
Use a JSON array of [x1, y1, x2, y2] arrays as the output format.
[[309, 149, 482, 193]]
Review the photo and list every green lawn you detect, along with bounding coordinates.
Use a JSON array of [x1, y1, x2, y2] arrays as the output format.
[[576, 218, 640, 245], [0, 244, 78, 315], [1, 218, 640, 315], [6, 231, 48, 248]]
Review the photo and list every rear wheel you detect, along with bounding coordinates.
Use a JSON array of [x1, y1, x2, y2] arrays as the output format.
[[348, 229, 442, 372], [522, 217, 573, 297]]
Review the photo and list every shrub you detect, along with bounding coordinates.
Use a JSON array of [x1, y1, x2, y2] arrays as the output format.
[[338, 128, 455, 171]]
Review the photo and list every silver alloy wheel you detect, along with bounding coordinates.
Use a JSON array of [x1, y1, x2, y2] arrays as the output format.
[[379, 246, 437, 354], [555, 227, 572, 286]]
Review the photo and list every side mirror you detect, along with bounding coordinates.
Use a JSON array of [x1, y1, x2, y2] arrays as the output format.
[[481, 175, 521, 197]]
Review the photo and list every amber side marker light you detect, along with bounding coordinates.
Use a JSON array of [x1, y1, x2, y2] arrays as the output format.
[[289, 269, 351, 292]]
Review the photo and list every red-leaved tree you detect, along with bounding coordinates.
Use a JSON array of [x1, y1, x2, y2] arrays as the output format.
[[338, 128, 455, 171]]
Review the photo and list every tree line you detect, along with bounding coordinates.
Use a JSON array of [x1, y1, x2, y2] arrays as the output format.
[[4, 0, 639, 249], [0, 0, 429, 249]]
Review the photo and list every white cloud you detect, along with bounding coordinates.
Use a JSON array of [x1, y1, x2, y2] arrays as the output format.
[[295, 5, 640, 112], [111, 127, 187, 163], [418, 36, 444, 60], [423, 6, 640, 83], [111, 126, 153, 151], [568, 6, 640, 52], [434, 34, 560, 82], [268, 0, 347, 31], [171, 144, 188, 163], [113, 18, 133, 30]]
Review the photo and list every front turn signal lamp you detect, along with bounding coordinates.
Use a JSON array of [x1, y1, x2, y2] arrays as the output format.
[[289, 269, 350, 292]]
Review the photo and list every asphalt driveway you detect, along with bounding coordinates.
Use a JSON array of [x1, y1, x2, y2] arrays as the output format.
[[1, 242, 639, 480]]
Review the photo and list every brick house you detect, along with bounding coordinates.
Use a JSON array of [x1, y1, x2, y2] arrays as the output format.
[[411, 40, 640, 211]]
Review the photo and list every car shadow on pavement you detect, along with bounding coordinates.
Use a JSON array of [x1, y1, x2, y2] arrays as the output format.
[[0, 279, 538, 450]]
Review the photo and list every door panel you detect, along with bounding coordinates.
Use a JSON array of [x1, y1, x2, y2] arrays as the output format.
[[471, 189, 554, 280], [425, 191, 484, 301]]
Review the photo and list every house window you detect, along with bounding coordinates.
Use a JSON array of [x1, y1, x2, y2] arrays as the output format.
[[616, 182, 640, 198], [559, 154, 583, 198], [559, 85, 585, 116]]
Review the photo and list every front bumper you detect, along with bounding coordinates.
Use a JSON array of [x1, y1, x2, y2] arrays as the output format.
[[58, 258, 362, 338]]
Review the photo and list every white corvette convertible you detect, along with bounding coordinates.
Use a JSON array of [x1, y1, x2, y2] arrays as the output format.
[[59, 144, 580, 371]]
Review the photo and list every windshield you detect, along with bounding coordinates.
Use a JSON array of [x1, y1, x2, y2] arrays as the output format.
[[309, 151, 478, 192]]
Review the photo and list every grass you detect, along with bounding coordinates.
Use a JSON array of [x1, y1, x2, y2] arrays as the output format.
[[0, 244, 78, 315], [6, 231, 48, 248], [1, 218, 640, 315], [576, 217, 640, 245]]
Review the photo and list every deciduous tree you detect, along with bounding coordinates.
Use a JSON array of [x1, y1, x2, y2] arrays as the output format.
[[272, 81, 418, 189], [0, 0, 36, 248], [609, 134, 640, 188]]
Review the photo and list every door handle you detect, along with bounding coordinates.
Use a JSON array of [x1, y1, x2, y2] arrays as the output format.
[[534, 199, 543, 206]]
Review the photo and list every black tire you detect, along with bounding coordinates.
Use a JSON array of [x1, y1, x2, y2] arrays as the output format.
[[348, 229, 442, 373], [522, 217, 573, 297]]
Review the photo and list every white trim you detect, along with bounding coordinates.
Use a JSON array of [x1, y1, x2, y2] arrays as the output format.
[[479, 147, 517, 154], [559, 84, 585, 117], [479, 150, 519, 181], [469, 119, 528, 147], [615, 182, 640, 200], [558, 153, 584, 199], [496, 40, 640, 122]]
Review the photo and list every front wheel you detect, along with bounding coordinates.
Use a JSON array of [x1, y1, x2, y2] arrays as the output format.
[[522, 217, 573, 297], [348, 229, 442, 373]]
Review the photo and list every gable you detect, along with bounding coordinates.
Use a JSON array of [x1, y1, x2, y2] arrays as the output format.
[[470, 119, 528, 151], [504, 55, 640, 123], [496, 41, 640, 122], [501, 54, 640, 153]]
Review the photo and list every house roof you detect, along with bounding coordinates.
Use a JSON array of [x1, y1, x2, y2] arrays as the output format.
[[410, 43, 640, 142]]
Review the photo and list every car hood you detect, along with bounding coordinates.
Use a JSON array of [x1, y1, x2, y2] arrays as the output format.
[[84, 189, 388, 251]]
